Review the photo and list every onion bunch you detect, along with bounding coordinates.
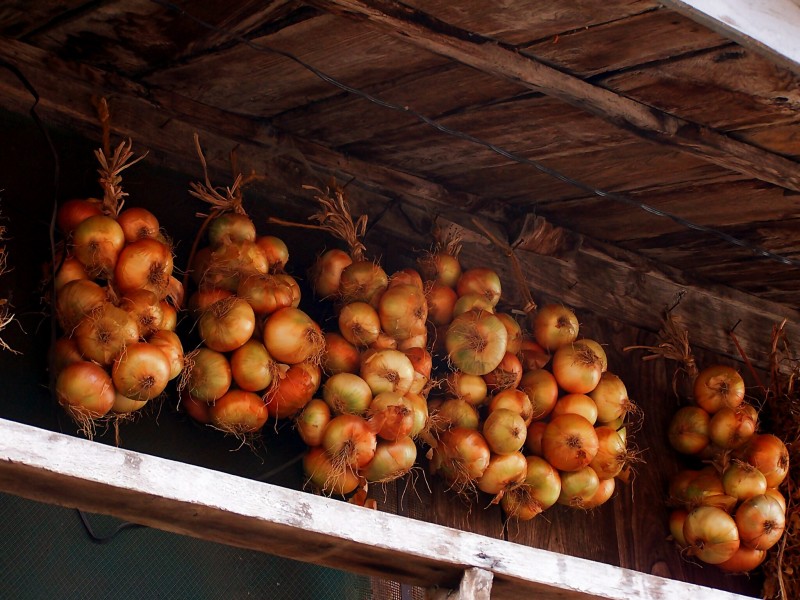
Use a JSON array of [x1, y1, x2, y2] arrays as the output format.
[[665, 363, 788, 572], [297, 185, 431, 496], [417, 223, 637, 517], [180, 146, 322, 439], [51, 140, 184, 435]]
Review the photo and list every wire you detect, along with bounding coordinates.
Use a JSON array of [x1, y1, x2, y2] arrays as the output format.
[[150, 0, 800, 269], [76, 509, 146, 544]]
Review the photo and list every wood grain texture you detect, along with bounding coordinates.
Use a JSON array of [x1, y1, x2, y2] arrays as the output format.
[[315, 0, 800, 193], [0, 0, 91, 38], [0, 418, 759, 600]]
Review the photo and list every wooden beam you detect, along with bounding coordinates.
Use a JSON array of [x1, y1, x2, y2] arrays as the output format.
[[312, 0, 800, 193], [662, 0, 800, 76], [0, 35, 797, 368], [0, 418, 755, 600]]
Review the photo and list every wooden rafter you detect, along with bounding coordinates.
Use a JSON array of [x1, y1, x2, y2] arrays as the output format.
[[311, 0, 800, 193], [663, 0, 800, 76]]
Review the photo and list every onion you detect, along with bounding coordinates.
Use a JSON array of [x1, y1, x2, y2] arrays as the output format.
[[693, 364, 745, 413], [683, 506, 740, 564], [338, 301, 381, 347], [275, 274, 301, 307], [237, 274, 294, 315], [542, 413, 599, 472], [303, 446, 360, 497], [322, 413, 377, 469], [180, 390, 212, 424], [582, 477, 616, 509], [519, 369, 558, 420], [403, 346, 432, 394], [322, 332, 361, 375], [551, 393, 598, 425], [532, 304, 579, 351], [230, 339, 275, 392], [447, 371, 488, 406], [739, 433, 790, 487], [199, 297, 256, 353], [209, 389, 268, 434], [709, 406, 756, 449], [111, 390, 148, 414], [117, 207, 160, 242], [360, 348, 415, 395], [589, 426, 628, 479], [722, 461, 767, 501], [263, 306, 324, 365], [426, 282, 457, 326], [482, 408, 527, 455], [56, 279, 108, 331], [405, 392, 429, 438], [446, 310, 507, 376], [717, 546, 766, 573], [74, 303, 140, 365], [112, 341, 171, 401], [369, 391, 415, 441], [207, 213, 256, 247], [72, 214, 126, 277], [361, 436, 417, 483], [56, 360, 115, 419], [557, 466, 601, 508], [476, 451, 527, 498], [495, 313, 523, 355], [452, 293, 495, 317], [57, 198, 103, 234], [339, 260, 388, 305], [388, 268, 423, 290], [669, 509, 689, 547], [295, 398, 331, 447], [518, 338, 550, 371], [589, 372, 630, 423], [456, 268, 501, 308], [255, 235, 289, 273], [181, 347, 231, 403], [322, 372, 373, 415], [120, 289, 164, 337], [309, 249, 352, 299], [524, 421, 547, 456], [431, 427, 491, 494], [499, 456, 560, 520], [482, 352, 523, 392], [551, 340, 603, 394], [188, 287, 233, 317], [436, 398, 480, 430], [735, 494, 786, 550], [488, 388, 534, 426], [668, 406, 711, 455], [683, 467, 737, 512], [378, 284, 427, 340], [765, 488, 787, 514], [54, 256, 89, 291], [147, 329, 184, 380], [265, 361, 321, 419], [417, 252, 461, 288]]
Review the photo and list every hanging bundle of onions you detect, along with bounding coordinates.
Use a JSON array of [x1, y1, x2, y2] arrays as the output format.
[[49, 103, 185, 437], [179, 135, 323, 442]]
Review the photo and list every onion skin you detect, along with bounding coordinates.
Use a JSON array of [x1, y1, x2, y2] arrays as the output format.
[[112, 342, 171, 401], [532, 304, 579, 351], [542, 413, 599, 472], [209, 389, 269, 434], [303, 447, 360, 497], [693, 364, 745, 414], [55, 360, 116, 418], [668, 406, 711, 455], [683, 506, 740, 564], [295, 399, 331, 447], [445, 310, 508, 376], [72, 214, 126, 277]]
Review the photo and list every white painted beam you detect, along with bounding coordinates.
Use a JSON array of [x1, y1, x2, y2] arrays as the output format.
[[663, 0, 800, 75], [0, 418, 755, 600]]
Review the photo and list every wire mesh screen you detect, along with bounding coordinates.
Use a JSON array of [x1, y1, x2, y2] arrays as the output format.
[[0, 492, 375, 599]]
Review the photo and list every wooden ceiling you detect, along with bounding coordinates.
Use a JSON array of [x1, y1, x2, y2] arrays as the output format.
[[1, 0, 799, 364]]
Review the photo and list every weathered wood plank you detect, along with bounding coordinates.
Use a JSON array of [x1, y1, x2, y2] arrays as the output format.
[[0, 419, 758, 600], [525, 179, 800, 242], [144, 12, 444, 117], [600, 46, 800, 135], [400, 0, 659, 45], [314, 0, 800, 193], [662, 0, 800, 76], [522, 8, 729, 77], [23, 0, 304, 77], [0, 0, 91, 38]]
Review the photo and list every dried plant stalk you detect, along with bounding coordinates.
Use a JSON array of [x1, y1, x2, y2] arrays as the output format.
[[470, 217, 536, 314], [301, 182, 367, 261], [624, 310, 698, 394]]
